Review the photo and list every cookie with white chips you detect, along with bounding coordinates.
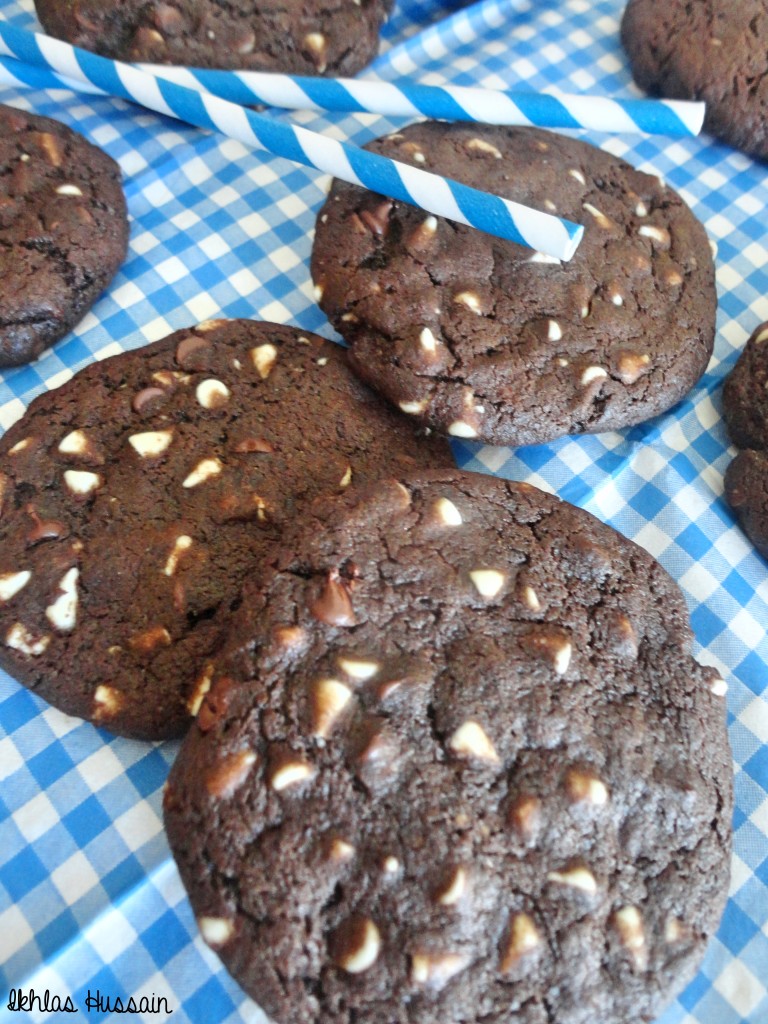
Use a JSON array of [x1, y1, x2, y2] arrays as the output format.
[[0, 104, 128, 366], [311, 123, 716, 446], [164, 470, 732, 1024], [0, 320, 451, 739]]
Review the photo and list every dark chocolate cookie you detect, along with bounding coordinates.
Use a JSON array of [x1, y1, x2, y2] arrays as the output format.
[[622, 0, 768, 161], [0, 320, 452, 739], [164, 470, 732, 1024], [311, 123, 716, 447], [0, 104, 128, 367], [34, 0, 392, 77], [722, 321, 768, 554]]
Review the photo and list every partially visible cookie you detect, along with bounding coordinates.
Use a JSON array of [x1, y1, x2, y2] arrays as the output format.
[[622, 0, 768, 161], [0, 320, 452, 739], [164, 470, 732, 1024], [34, 0, 392, 77], [722, 321, 768, 554], [311, 123, 716, 447], [0, 104, 128, 367]]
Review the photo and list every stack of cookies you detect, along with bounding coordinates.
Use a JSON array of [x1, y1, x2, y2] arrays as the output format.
[[0, 90, 733, 1024]]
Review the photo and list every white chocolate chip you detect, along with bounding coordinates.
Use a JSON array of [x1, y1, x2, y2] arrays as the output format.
[[313, 283, 324, 302], [421, 215, 438, 234], [330, 838, 356, 862], [527, 251, 561, 265], [163, 535, 193, 576], [5, 622, 50, 656], [469, 569, 505, 598], [187, 661, 215, 715], [93, 684, 124, 717], [419, 327, 438, 353], [617, 352, 651, 385], [411, 952, 469, 988], [614, 906, 645, 953], [501, 912, 541, 971], [434, 497, 463, 526], [466, 137, 503, 159], [338, 657, 380, 681], [664, 917, 686, 943], [58, 430, 90, 456], [568, 168, 586, 185], [183, 457, 223, 488], [581, 366, 608, 386], [63, 470, 102, 496], [547, 320, 562, 342], [336, 919, 381, 973], [56, 184, 83, 196], [45, 567, 79, 631], [566, 768, 608, 806], [664, 268, 683, 287], [206, 750, 258, 798], [449, 720, 500, 763], [447, 420, 479, 439], [610, 292, 624, 306], [312, 678, 353, 738], [710, 677, 728, 696], [339, 465, 353, 489], [635, 201, 648, 217], [0, 571, 31, 602], [341, 312, 357, 323], [547, 866, 597, 894], [582, 203, 613, 229], [128, 429, 174, 458], [270, 759, 315, 792], [303, 32, 327, 72], [553, 640, 572, 675], [453, 291, 482, 312], [544, 199, 557, 211], [198, 917, 235, 946], [755, 326, 768, 344], [8, 437, 33, 455], [638, 224, 671, 247], [251, 343, 278, 379], [436, 866, 467, 906], [196, 378, 231, 409], [399, 397, 430, 415], [383, 856, 400, 874], [522, 585, 541, 611]]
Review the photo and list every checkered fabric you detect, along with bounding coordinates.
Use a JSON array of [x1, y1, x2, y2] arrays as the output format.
[[0, 0, 766, 1021]]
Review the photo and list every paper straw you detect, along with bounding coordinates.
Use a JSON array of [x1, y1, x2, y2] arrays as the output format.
[[140, 68, 704, 137], [0, 27, 583, 260]]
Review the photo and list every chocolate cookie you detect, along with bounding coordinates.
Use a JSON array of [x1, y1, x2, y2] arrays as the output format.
[[622, 0, 768, 161], [311, 123, 717, 447], [164, 470, 732, 1024], [0, 320, 452, 740], [722, 321, 768, 554], [34, 0, 392, 77], [0, 104, 128, 367]]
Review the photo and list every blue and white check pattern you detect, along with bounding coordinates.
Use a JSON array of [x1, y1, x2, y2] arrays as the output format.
[[0, 0, 766, 1021]]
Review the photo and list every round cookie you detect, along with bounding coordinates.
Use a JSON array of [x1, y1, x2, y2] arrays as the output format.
[[0, 104, 128, 367], [722, 321, 768, 556], [34, 0, 392, 77], [0, 320, 452, 740], [622, 0, 768, 161], [311, 123, 716, 447], [164, 470, 732, 1024]]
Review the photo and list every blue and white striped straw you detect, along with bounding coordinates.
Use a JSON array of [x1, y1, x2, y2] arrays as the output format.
[[0, 25, 584, 261], [140, 69, 704, 137]]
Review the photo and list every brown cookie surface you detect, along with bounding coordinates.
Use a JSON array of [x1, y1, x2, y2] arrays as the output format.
[[0, 320, 452, 739], [164, 470, 732, 1024], [311, 123, 716, 447], [0, 104, 128, 367], [34, 0, 392, 76], [724, 449, 768, 559], [622, 0, 768, 161]]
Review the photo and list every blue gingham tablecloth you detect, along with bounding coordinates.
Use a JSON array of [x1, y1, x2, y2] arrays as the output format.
[[0, 0, 767, 1021]]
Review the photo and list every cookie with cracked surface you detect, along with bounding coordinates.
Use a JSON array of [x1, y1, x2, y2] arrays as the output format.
[[164, 470, 732, 1024], [0, 320, 452, 740], [311, 123, 716, 446], [622, 0, 768, 161], [0, 104, 128, 367], [34, 0, 392, 76], [722, 321, 768, 556]]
